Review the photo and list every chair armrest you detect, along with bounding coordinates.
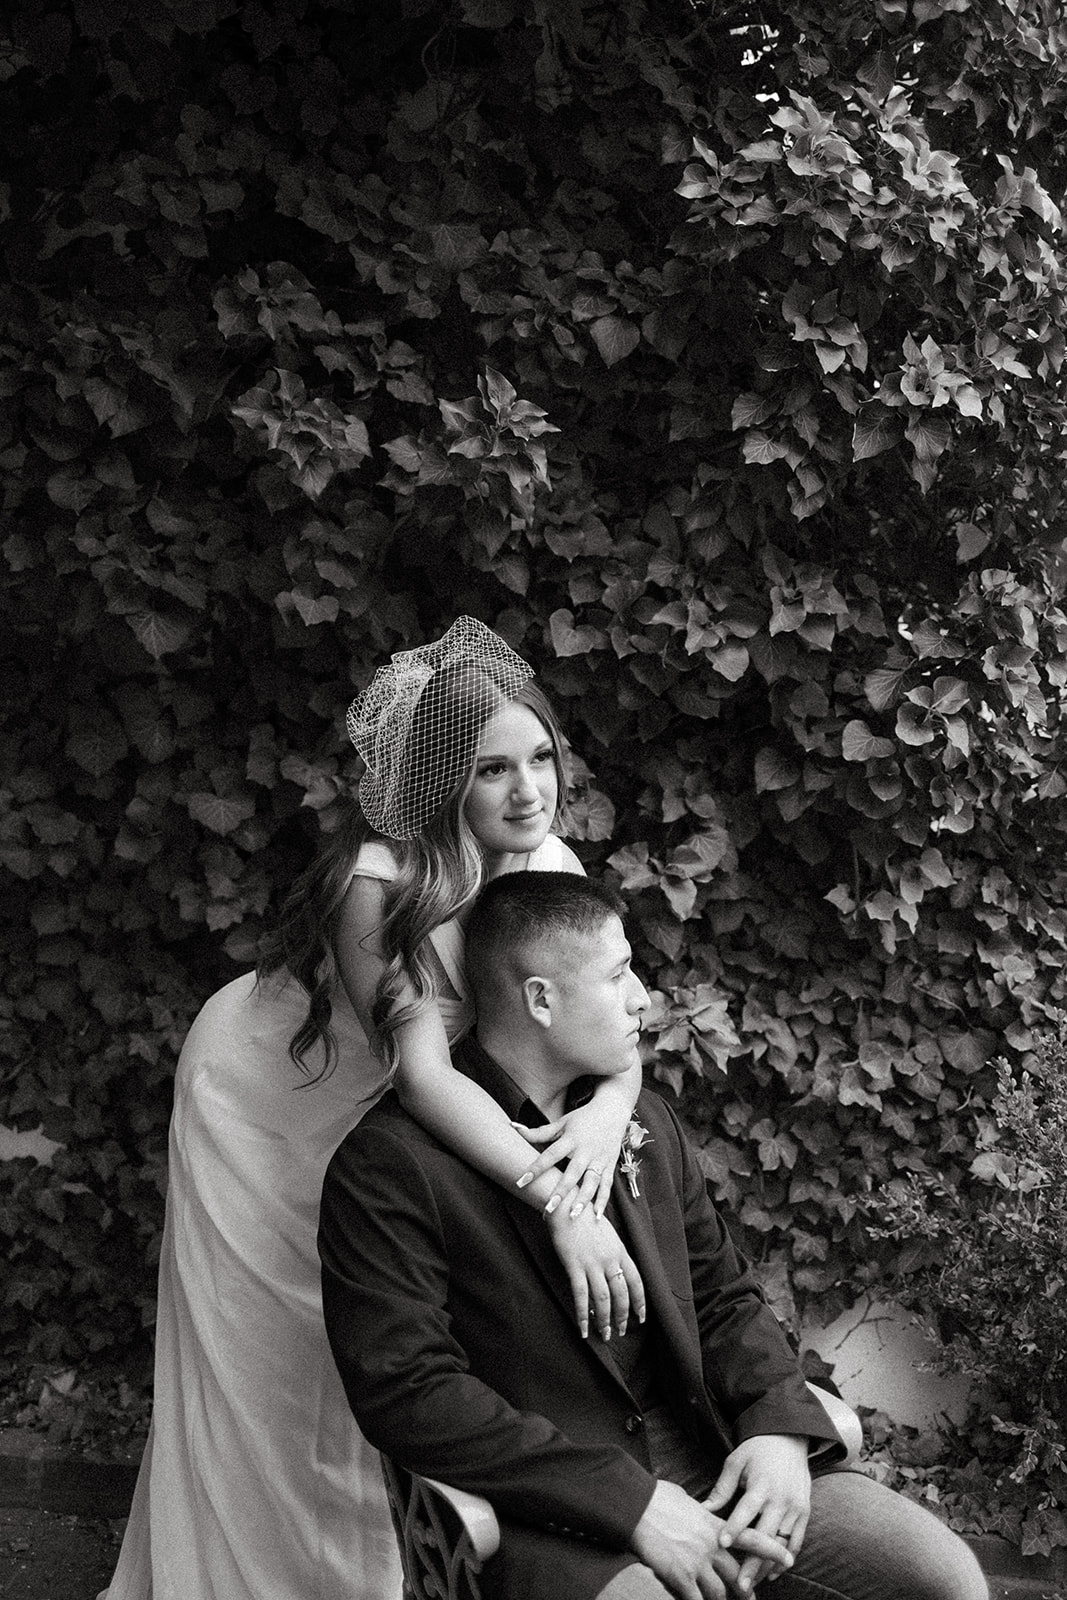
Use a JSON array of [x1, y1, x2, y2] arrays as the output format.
[[420, 1477, 501, 1563], [805, 1380, 863, 1466]]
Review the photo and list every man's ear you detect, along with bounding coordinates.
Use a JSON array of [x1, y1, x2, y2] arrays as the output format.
[[521, 974, 554, 1029]]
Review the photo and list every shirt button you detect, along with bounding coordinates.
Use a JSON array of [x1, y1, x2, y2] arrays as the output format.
[[625, 1413, 644, 1434]]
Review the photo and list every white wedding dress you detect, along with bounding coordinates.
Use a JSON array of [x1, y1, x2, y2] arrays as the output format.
[[101, 834, 570, 1600]]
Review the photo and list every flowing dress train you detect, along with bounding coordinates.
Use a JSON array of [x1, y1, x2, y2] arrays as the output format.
[[100, 835, 568, 1600]]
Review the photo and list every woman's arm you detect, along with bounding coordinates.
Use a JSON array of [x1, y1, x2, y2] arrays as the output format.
[[504, 832, 642, 1217], [335, 875, 645, 1338]]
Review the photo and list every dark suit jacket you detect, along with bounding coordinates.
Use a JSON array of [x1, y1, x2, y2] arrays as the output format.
[[319, 1039, 843, 1597]]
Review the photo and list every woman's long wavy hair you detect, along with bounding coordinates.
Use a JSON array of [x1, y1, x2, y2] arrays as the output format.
[[257, 679, 570, 1082]]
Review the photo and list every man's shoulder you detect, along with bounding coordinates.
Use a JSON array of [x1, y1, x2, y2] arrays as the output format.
[[329, 1087, 482, 1187], [340, 1088, 430, 1147], [634, 1082, 687, 1141]]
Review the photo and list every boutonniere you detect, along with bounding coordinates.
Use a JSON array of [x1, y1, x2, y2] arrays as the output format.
[[619, 1117, 652, 1200]]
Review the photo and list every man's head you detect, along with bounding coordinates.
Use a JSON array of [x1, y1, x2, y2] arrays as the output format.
[[465, 873, 649, 1100]]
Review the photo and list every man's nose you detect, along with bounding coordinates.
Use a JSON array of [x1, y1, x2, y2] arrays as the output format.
[[630, 976, 651, 1013]]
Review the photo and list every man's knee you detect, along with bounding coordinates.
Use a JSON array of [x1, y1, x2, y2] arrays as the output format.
[[595, 1561, 673, 1600], [801, 1469, 989, 1600]]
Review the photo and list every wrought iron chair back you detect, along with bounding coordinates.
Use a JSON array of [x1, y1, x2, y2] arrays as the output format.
[[381, 1454, 501, 1600]]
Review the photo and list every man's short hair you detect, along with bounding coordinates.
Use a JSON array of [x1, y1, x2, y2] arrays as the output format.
[[465, 872, 626, 1011]]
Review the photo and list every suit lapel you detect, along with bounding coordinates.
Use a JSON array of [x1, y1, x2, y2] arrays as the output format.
[[609, 1173, 707, 1403], [496, 1170, 706, 1405]]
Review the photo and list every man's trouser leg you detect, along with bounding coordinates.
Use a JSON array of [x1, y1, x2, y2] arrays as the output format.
[[594, 1469, 988, 1600]]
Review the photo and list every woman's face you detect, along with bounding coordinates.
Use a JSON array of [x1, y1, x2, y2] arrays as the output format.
[[464, 701, 558, 861]]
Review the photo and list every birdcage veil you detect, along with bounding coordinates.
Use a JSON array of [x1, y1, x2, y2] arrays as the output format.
[[346, 616, 535, 839]]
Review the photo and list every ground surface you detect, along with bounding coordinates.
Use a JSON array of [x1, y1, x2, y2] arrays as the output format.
[[0, 1507, 120, 1600], [0, 1479, 1062, 1600]]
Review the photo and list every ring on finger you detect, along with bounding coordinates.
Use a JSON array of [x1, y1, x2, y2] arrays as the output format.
[[588, 1164, 604, 1175], [610, 1269, 626, 1279]]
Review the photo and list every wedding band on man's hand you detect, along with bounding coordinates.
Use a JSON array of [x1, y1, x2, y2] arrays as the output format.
[[588, 1165, 604, 1175], [610, 1270, 626, 1279]]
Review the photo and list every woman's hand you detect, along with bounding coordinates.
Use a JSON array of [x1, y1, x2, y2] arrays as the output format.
[[704, 1434, 811, 1590], [545, 1205, 646, 1341], [514, 1086, 636, 1218]]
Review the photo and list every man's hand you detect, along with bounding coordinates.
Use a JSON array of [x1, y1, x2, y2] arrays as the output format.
[[630, 1479, 792, 1599], [703, 1434, 811, 1590], [544, 1205, 646, 1341]]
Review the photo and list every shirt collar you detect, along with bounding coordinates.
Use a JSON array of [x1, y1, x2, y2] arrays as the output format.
[[454, 1034, 595, 1129]]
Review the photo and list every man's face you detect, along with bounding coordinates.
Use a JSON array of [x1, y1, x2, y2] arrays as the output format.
[[546, 914, 650, 1079]]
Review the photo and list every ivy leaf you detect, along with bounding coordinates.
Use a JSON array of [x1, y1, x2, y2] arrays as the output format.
[[186, 793, 257, 835], [46, 467, 99, 512], [731, 392, 778, 429], [864, 665, 908, 711], [429, 222, 485, 272], [852, 408, 899, 461], [127, 611, 193, 660], [607, 843, 658, 892], [82, 378, 147, 438], [661, 876, 698, 920], [589, 314, 640, 367], [567, 789, 616, 842], [754, 748, 801, 792], [66, 720, 128, 777], [286, 590, 340, 626], [113, 688, 176, 763], [743, 431, 792, 466], [549, 608, 608, 657], [906, 411, 952, 462], [841, 719, 896, 761], [954, 521, 990, 562]]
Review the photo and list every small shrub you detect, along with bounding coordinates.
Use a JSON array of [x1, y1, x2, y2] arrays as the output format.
[[873, 1021, 1067, 1555]]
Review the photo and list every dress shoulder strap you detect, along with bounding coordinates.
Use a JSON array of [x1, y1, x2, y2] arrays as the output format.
[[348, 840, 399, 883]]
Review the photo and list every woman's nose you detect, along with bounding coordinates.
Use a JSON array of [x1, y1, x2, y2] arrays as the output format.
[[512, 764, 538, 798]]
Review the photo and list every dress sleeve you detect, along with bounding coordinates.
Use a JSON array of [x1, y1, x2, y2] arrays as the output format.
[[348, 840, 398, 884], [529, 834, 585, 873]]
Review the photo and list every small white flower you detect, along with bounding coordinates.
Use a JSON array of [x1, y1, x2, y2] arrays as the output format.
[[620, 1117, 652, 1199]]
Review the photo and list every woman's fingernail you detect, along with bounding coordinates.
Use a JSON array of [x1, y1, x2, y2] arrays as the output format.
[[545, 1195, 560, 1214], [516, 1173, 532, 1188]]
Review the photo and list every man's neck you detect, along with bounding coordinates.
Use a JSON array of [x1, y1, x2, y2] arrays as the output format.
[[473, 1025, 570, 1122]]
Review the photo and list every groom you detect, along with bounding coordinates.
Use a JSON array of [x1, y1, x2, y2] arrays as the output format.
[[319, 873, 986, 1600]]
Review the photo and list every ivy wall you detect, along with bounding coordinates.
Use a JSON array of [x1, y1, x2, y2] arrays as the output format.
[[2, 0, 1067, 1371]]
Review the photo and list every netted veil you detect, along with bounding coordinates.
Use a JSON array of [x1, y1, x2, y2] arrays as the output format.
[[346, 616, 534, 840]]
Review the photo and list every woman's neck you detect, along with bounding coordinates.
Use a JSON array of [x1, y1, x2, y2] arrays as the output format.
[[482, 849, 533, 881]]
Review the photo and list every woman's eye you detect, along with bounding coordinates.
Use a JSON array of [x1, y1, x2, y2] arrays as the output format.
[[532, 748, 554, 764], [477, 762, 506, 778]]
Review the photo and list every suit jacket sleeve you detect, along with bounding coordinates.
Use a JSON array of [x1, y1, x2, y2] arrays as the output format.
[[319, 1119, 656, 1547], [653, 1097, 844, 1454]]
